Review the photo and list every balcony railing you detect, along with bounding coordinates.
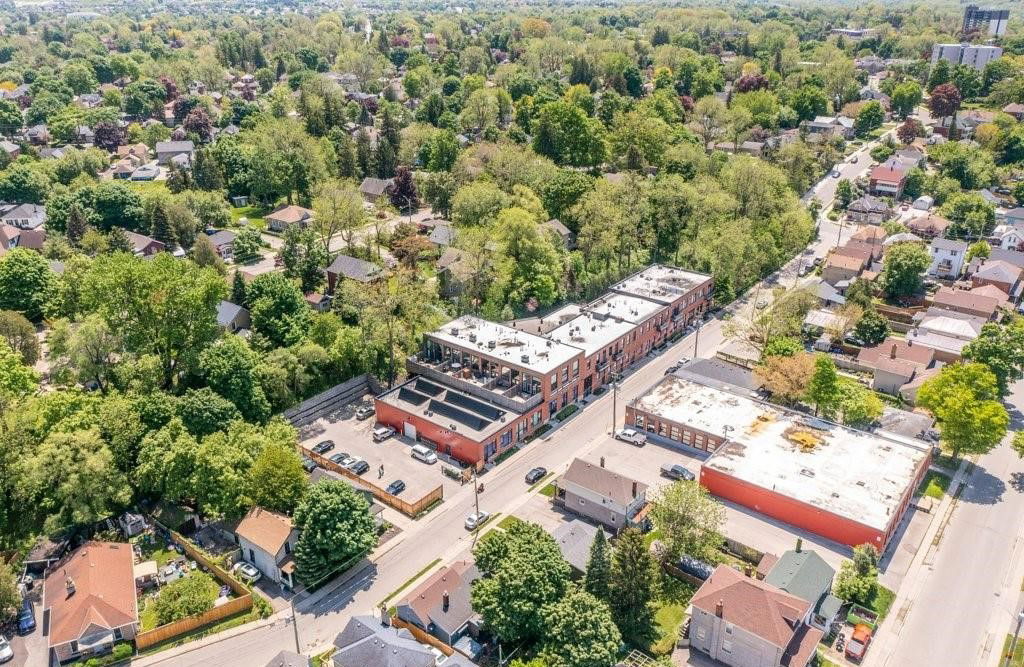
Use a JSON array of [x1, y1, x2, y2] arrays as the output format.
[[406, 356, 542, 414]]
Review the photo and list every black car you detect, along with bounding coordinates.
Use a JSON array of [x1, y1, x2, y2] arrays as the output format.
[[301, 457, 317, 473], [525, 467, 547, 484], [329, 452, 351, 465], [386, 479, 406, 495], [312, 440, 335, 455], [355, 405, 375, 420], [348, 459, 370, 475]]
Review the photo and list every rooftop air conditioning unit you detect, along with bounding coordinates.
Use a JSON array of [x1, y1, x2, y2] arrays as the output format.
[[469, 333, 477, 343], [450, 327, 460, 335], [521, 354, 530, 363], [488, 340, 496, 349]]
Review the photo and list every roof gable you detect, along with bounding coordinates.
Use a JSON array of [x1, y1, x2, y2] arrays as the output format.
[[763, 550, 835, 607], [561, 458, 646, 506]]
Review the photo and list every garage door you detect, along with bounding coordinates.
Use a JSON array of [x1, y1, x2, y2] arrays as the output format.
[[404, 422, 417, 440]]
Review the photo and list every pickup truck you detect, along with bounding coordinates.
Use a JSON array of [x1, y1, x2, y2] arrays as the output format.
[[615, 428, 647, 446]]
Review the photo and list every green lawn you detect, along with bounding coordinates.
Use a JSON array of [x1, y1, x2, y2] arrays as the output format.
[[646, 574, 697, 656], [311, 650, 335, 667], [380, 558, 441, 606], [230, 205, 269, 229], [497, 515, 523, 531], [136, 606, 256, 656], [527, 472, 553, 492], [816, 651, 841, 667], [864, 584, 896, 624], [643, 528, 663, 550], [918, 470, 952, 500], [539, 482, 557, 497], [127, 180, 170, 196], [1003, 634, 1024, 667]]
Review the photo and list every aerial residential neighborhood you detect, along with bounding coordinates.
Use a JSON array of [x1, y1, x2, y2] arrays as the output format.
[[4, 1, 1024, 667]]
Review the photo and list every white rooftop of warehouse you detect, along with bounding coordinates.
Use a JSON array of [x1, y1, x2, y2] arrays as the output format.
[[634, 376, 929, 532], [427, 315, 582, 374], [610, 265, 711, 304], [546, 312, 638, 357], [584, 292, 664, 324]]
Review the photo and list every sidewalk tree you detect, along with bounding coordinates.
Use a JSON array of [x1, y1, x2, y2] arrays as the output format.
[[928, 83, 962, 129], [609, 527, 660, 640], [1012, 431, 1024, 459], [584, 529, 611, 602], [836, 178, 854, 209], [917, 362, 1009, 458], [232, 227, 263, 264], [540, 586, 621, 667], [891, 82, 923, 119], [834, 545, 879, 605], [880, 242, 929, 298], [292, 479, 376, 587], [962, 318, 1024, 397], [806, 355, 842, 418], [896, 118, 923, 144], [472, 520, 571, 644], [650, 480, 725, 563], [855, 101, 884, 136], [312, 179, 365, 254]]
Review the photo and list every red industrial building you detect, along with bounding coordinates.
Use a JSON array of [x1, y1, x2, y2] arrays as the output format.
[[628, 373, 931, 550], [375, 265, 713, 466]]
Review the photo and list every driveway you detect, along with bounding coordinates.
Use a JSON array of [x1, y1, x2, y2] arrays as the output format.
[[6, 590, 46, 667]]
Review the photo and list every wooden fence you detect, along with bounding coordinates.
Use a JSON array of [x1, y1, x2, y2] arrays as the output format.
[[303, 448, 444, 517], [390, 616, 454, 657], [135, 521, 255, 650]]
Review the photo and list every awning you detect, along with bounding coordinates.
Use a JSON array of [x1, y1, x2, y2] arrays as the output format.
[[134, 560, 158, 580], [280, 556, 296, 574]]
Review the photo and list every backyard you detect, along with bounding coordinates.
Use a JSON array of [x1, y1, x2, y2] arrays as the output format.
[[646, 573, 696, 656], [139, 570, 224, 631]]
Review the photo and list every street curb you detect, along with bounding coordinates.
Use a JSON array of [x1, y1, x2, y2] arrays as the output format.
[[130, 611, 289, 666]]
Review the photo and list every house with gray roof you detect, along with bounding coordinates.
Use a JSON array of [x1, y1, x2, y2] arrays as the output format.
[[0, 203, 46, 230], [263, 650, 310, 667], [359, 176, 395, 204], [332, 615, 475, 667], [155, 140, 195, 165], [846, 195, 892, 224], [928, 238, 969, 279], [217, 300, 251, 333], [551, 519, 610, 573], [555, 458, 648, 534], [396, 560, 481, 650], [206, 229, 236, 259], [543, 218, 576, 249], [428, 221, 457, 248], [325, 254, 385, 293], [763, 546, 843, 632]]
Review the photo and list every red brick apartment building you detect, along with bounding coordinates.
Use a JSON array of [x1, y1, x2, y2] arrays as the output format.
[[375, 265, 713, 466]]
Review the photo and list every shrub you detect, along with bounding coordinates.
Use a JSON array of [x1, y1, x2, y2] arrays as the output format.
[[555, 403, 579, 420], [112, 643, 133, 661]]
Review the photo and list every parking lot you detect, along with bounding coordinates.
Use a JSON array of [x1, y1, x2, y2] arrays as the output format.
[[297, 397, 465, 502]]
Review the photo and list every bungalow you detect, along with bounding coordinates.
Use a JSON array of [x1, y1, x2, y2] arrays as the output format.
[[123, 230, 165, 256], [206, 229, 236, 259], [928, 238, 969, 279], [932, 286, 1001, 320], [263, 651, 310, 667], [0, 203, 46, 230], [130, 164, 160, 181], [154, 140, 195, 165], [74, 125, 95, 144], [427, 221, 456, 248], [43, 542, 139, 664], [396, 560, 481, 648], [359, 177, 395, 204], [25, 124, 49, 145], [689, 565, 823, 667], [763, 546, 843, 632], [869, 164, 907, 198], [305, 292, 332, 313], [821, 253, 867, 286], [856, 337, 935, 394], [1, 84, 31, 108], [0, 139, 19, 159], [552, 519, 611, 574], [895, 147, 925, 168], [437, 248, 474, 298], [265, 204, 314, 233], [806, 115, 855, 140], [0, 223, 20, 253], [217, 300, 251, 332], [234, 506, 298, 590], [846, 195, 892, 224], [1005, 208, 1024, 227], [331, 615, 476, 667], [325, 254, 385, 293], [554, 458, 648, 534], [1004, 103, 1024, 121]]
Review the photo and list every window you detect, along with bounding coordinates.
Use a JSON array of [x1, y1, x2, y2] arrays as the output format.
[[725, 622, 734, 634], [550, 373, 558, 389], [284, 541, 291, 555], [562, 367, 569, 383], [249, 548, 255, 562], [531, 412, 542, 427], [572, 360, 579, 378], [485, 440, 497, 459], [722, 640, 733, 654], [517, 421, 526, 441], [500, 431, 512, 446], [113, 628, 122, 641], [670, 425, 680, 441], [696, 627, 707, 641], [659, 422, 667, 436], [579, 498, 586, 505], [549, 400, 557, 415], [635, 414, 645, 428]]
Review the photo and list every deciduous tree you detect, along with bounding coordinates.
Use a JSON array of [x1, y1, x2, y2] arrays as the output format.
[[651, 480, 725, 563], [540, 587, 621, 667], [917, 362, 1009, 458]]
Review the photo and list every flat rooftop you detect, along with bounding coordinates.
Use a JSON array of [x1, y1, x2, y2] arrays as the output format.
[[633, 376, 929, 531], [546, 312, 638, 357], [507, 304, 582, 336], [610, 265, 711, 304], [584, 292, 664, 324], [378, 376, 511, 440], [427, 315, 582, 375]]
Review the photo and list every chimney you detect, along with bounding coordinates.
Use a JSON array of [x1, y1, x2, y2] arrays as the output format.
[[890, 344, 897, 359], [600, 456, 606, 468], [379, 604, 390, 627], [715, 599, 724, 617], [65, 576, 76, 595], [442, 591, 450, 612], [631, 481, 638, 498], [796, 538, 803, 553]]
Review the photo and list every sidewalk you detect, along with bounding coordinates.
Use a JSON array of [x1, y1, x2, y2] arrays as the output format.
[[863, 458, 971, 666], [131, 609, 291, 666]]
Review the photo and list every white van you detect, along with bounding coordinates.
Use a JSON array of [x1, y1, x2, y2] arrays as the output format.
[[411, 444, 438, 464]]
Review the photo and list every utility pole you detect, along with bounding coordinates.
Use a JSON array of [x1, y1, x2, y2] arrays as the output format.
[[473, 466, 480, 517], [611, 378, 618, 434], [289, 599, 301, 653], [693, 315, 703, 359], [1004, 610, 1024, 667]]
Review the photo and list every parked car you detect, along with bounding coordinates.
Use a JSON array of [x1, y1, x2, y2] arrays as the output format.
[[373, 426, 396, 442], [0, 635, 12, 664], [16, 598, 35, 635], [678, 555, 714, 580], [386, 479, 406, 495], [411, 444, 438, 464], [661, 463, 696, 481], [233, 561, 262, 583], [830, 169, 841, 177], [311, 440, 335, 455], [329, 452, 352, 465], [846, 624, 873, 661], [615, 428, 647, 446], [525, 467, 547, 484], [798, 263, 812, 277], [355, 405, 374, 420], [664, 363, 680, 375], [347, 458, 370, 475], [465, 511, 490, 530], [301, 457, 317, 473]]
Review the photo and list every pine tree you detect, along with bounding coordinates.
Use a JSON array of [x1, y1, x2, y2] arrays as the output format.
[[375, 140, 396, 178], [231, 270, 248, 306], [275, 57, 286, 81], [380, 104, 401, 153], [337, 136, 357, 178], [389, 166, 419, 213], [66, 204, 88, 247], [192, 148, 224, 191], [107, 227, 133, 254], [150, 203, 174, 246], [624, 144, 644, 172], [584, 530, 611, 602], [356, 129, 373, 177], [376, 28, 390, 55], [609, 527, 660, 638]]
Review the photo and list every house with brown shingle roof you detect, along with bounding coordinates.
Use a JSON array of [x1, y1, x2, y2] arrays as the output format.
[[555, 458, 648, 534], [265, 204, 314, 233], [396, 560, 481, 647], [857, 337, 935, 394], [234, 507, 298, 589], [931, 286, 1001, 320], [689, 565, 823, 667], [821, 253, 867, 286], [43, 542, 138, 664], [907, 214, 952, 239]]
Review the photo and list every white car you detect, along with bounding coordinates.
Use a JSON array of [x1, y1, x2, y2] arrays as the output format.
[[465, 511, 490, 530], [233, 562, 262, 583], [615, 428, 647, 446], [0, 635, 12, 664], [372, 426, 396, 442]]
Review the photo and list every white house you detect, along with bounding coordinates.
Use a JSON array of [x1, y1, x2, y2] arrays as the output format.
[[234, 507, 298, 589], [928, 238, 969, 279]]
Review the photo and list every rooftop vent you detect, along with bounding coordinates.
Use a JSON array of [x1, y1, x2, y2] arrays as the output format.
[[450, 327, 460, 336], [521, 354, 530, 363], [487, 340, 496, 349], [468, 333, 477, 343]]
